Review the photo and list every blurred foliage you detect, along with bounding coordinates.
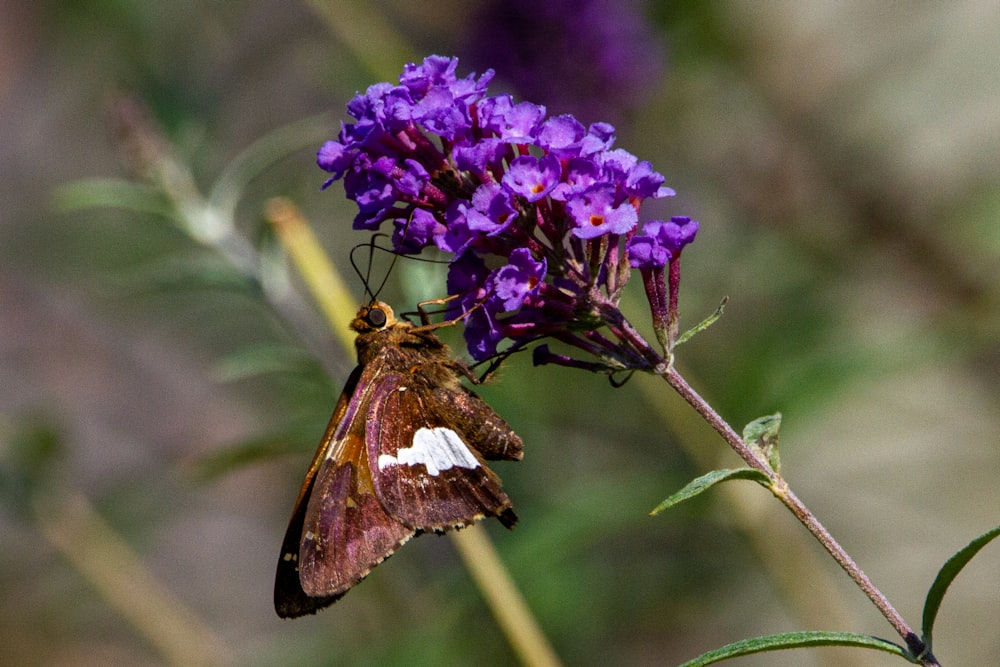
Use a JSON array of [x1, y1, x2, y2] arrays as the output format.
[[2, 1, 999, 666]]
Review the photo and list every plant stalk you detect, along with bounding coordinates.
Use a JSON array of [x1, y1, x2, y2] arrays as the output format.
[[663, 366, 940, 667]]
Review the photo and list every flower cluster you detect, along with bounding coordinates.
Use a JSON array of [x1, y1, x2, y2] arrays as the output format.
[[319, 56, 698, 372]]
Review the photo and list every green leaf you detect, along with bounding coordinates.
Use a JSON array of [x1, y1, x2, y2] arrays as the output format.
[[743, 412, 782, 472], [742, 413, 781, 445], [922, 523, 1000, 649], [675, 296, 728, 347], [52, 178, 174, 219], [649, 468, 771, 516], [678, 631, 915, 667]]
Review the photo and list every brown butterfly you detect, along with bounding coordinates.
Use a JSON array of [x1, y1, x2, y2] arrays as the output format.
[[274, 300, 523, 617]]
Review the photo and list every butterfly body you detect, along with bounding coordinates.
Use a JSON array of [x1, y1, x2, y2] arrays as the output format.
[[275, 302, 522, 618]]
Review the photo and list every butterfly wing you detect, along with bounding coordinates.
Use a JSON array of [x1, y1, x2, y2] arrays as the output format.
[[274, 320, 522, 618], [367, 372, 517, 530], [432, 383, 524, 462], [274, 364, 414, 618], [274, 366, 360, 617]]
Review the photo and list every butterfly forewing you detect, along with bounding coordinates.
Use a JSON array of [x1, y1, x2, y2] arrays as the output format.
[[298, 456, 414, 596], [274, 365, 363, 617], [296, 363, 414, 598]]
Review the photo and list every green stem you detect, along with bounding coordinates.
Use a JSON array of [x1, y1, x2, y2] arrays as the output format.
[[451, 528, 564, 667], [34, 490, 234, 666], [662, 367, 940, 666]]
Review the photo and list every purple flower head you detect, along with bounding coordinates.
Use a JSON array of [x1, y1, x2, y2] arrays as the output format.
[[320, 56, 698, 368]]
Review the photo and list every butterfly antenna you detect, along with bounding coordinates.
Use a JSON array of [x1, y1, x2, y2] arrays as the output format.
[[371, 240, 401, 302], [350, 213, 453, 307], [350, 234, 392, 303]]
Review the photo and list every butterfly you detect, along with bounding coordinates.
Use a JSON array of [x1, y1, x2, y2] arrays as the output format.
[[274, 300, 523, 617]]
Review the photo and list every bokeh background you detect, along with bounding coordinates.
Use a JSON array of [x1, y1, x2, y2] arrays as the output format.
[[2, 2, 999, 665]]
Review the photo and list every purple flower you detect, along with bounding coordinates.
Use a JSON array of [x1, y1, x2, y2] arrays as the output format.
[[319, 56, 698, 367], [395, 159, 430, 198], [566, 185, 638, 239], [447, 250, 491, 313], [464, 307, 504, 360], [537, 115, 586, 156], [434, 201, 475, 255], [492, 248, 547, 312], [626, 234, 670, 270], [627, 217, 700, 270], [502, 154, 561, 202], [489, 100, 547, 143], [650, 216, 700, 255], [550, 157, 600, 201], [625, 161, 675, 200], [392, 208, 441, 254], [467, 182, 518, 235]]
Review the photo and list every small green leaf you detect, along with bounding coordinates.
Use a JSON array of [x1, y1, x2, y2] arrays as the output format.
[[675, 296, 727, 347], [649, 468, 771, 516], [678, 631, 915, 667], [742, 413, 781, 445], [743, 412, 782, 472], [922, 523, 1000, 649]]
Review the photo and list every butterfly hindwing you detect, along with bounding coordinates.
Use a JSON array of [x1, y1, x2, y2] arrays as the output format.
[[367, 372, 517, 530], [431, 383, 524, 463]]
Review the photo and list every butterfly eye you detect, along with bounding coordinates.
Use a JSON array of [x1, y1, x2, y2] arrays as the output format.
[[367, 306, 388, 329]]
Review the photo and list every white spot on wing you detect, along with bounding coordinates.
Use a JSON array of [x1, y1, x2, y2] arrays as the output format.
[[378, 427, 479, 476]]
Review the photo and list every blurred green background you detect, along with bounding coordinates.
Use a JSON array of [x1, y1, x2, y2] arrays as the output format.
[[2, 2, 999, 665]]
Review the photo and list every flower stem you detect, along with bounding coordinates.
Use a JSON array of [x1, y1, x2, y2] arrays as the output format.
[[451, 527, 564, 667], [663, 366, 940, 666]]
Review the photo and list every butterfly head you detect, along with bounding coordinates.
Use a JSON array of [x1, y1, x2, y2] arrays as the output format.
[[350, 301, 398, 334]]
